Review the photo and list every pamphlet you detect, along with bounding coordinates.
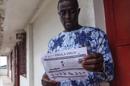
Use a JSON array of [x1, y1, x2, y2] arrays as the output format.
[[42, 47, 88, 81]]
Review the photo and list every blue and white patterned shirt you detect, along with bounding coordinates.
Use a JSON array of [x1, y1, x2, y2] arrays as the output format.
[[47, 26, 114, 86]]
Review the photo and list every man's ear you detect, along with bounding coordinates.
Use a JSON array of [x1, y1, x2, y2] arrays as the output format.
[[78, 8, 80, 14]]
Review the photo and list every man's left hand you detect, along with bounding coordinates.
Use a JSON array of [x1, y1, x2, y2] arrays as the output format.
[[81, 53, 104, 72]]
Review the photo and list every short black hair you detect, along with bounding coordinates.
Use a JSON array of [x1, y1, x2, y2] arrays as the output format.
[[57, 0, 79, 9]]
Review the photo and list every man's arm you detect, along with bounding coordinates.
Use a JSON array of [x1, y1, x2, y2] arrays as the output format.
[[91, 30, 114, 81]]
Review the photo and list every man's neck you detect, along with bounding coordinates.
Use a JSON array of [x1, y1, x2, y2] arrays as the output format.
[[64, 25, 82, 32]]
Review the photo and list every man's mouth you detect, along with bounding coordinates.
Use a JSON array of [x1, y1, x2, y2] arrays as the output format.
[[65, 21, 71, 24], [65, 22, 72, 26]]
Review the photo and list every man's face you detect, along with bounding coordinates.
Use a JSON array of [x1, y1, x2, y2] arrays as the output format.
[[58, 0, 80, 31]]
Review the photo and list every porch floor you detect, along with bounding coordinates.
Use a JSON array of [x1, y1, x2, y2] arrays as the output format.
[[0, 76, 13, 86]]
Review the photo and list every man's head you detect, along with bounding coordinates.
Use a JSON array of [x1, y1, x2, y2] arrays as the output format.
[[58, 0, 80, 31]]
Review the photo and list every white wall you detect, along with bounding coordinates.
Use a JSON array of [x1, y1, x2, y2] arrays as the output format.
[[20, 76, 28, 86], [33, 1, 61, 86], [79, 0, 95, 26], [32, 0, 96, 86], [93, 0, 106, 32]]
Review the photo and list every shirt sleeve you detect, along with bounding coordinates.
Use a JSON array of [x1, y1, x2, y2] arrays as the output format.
[[92, 30, 114, 82], [59, 79, 87, 86]]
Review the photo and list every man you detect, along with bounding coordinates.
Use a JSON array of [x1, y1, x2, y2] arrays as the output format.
[[42, 0, 114, 86]]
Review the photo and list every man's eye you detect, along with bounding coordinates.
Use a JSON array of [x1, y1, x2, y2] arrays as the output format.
[[59, 11, 65, 16], [70, 10, 76, 14]]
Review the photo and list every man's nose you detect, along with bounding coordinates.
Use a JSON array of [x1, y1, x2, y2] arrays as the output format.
[[64, 12, 70, 19]]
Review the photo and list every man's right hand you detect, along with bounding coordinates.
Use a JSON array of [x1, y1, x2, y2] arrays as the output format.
[[41, 73, 59, 86]]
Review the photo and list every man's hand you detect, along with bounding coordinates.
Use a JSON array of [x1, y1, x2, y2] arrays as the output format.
[[81, 53, 104, 72], [41, 73, 59, 86]]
